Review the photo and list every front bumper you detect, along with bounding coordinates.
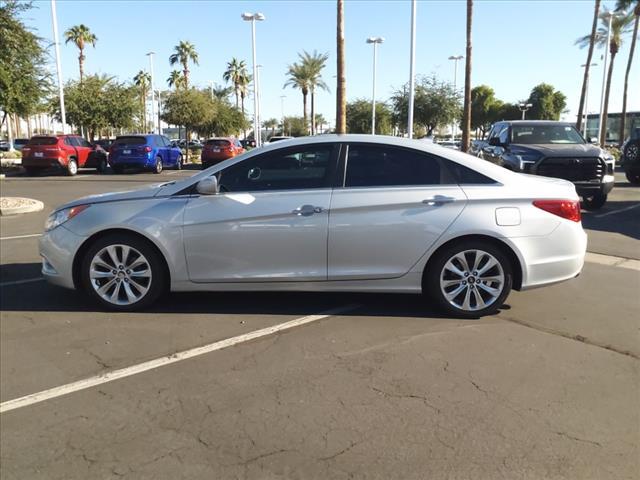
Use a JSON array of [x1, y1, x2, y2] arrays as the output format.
[[574, 177, 614, 196], [39, 225, 87, 290]]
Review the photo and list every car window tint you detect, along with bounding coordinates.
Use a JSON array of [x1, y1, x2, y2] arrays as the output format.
[[441, 159, 497, 184], [64, 137, 74, 146], [498, 125, 510, 144], [79, 138, 92, 148], [206, 139, 230, 147], [161, 136, 172, 147], [344, 145, 445, 187], [113, 136, 146, 146], [28, 137, 57, 146], [219, 145, 335, 192]]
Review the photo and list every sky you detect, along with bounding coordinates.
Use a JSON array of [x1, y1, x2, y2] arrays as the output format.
[[22, 0, 640, 129]]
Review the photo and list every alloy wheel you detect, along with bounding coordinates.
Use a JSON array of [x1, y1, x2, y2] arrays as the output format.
[[439, 249, 505, 312]]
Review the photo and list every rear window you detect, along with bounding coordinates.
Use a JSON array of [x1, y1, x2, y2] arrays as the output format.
[[14, 139, 29, 145], [28, 137, 58, 146], [442, 160, 497, 184], [206, 139, 230, 147], [113, 136, 147, 146]]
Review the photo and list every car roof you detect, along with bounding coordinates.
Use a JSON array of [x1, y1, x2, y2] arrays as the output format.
[[500, 120, 574, 126]]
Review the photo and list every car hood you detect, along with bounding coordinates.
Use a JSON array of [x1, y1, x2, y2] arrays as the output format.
[[57, 182, 172, 210], [511, 143, 603, 157]]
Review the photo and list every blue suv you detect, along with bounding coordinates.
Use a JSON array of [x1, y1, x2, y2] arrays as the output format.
[[109, 135, 182, 174]]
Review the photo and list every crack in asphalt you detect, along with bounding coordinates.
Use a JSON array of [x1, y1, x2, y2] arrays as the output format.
[[497, 314, 639, 360]]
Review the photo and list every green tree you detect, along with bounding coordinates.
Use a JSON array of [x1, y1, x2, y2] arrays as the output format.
[[526, 83, 568, 120], [167, 70, 185, 90], [391, 76, 461, 136], [300, 50, 329, 134], [346, 99, 393, 134], [133, 70, 150, 131], [169, 41, 199, 88], [577, 10, 635, 143], [282, 116, 309, 137], [64, 24, 97, 82], [161, 88, 210, 160], [212, 84, 233, 101], [315, 113, 327, 133], [470, 85, 503, 138], [576, 0, 601, 133], [223, 58, 249, 109], [51, 75, 136, 140], [284, 62, 311, 132], [615, 0, 639, 144], [263, 118, 278, 137], [201, 101, 248, 137], [0, 0, 51, 145]]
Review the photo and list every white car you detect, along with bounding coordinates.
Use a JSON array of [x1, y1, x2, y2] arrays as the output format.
[[39, 135, 586, 317]]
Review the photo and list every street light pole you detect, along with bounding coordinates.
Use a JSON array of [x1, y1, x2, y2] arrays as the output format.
[[448, 55, 463, 142], [407, 0, 417, 138], [50, 0, 66, 134], [257, 65, 263, 142], [280, 95, 286, 136], [581, 62, 598, 139], [518, 103, 533, 120], [157, 90, 163, 135], [366, 37, 384, 135], [598, 11, 615, 144], [242, 12, 265, 147], [146, 52, 156, 134]]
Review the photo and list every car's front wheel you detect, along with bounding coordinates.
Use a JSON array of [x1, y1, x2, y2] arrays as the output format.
[[81, 234, 166, 311], [175, 154, 183, 170], [581, 192, 607, 211], [424, 241, 513, 318]]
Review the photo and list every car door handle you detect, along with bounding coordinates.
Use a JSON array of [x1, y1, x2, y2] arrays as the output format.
[[292, 205, 324, 216], [422, 196, 456, 206]]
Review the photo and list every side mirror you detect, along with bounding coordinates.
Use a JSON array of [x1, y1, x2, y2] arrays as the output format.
[[488, 137, 502, 147], [588, 137, 599, 144], [196, 176, 219, 195]]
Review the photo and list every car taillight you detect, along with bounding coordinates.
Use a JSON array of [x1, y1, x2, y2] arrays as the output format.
[[533, 200, 581, 222], [144, 146, 152, 153]]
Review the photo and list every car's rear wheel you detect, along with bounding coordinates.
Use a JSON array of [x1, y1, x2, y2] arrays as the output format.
[[66, 158, 78, 176], [154, 156, 163, 174], [625, 171, 640, 185], [81, 234, 166, 311], [581, 192, 607, 210], [96, 157, 108, 173], [424, 241, 513, 318]]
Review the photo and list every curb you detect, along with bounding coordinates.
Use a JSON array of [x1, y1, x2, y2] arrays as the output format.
[[0, 197, 44, 216]]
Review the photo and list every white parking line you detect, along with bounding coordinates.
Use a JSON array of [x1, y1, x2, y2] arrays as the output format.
[[592, 203, 640, 218], [0, 277, 44, 287], [585, 252, 640, 271], [0, 233, 42, 241], [0, 304, 359, 414]]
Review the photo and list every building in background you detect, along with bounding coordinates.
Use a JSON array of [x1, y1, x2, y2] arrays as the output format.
[[585, 111, 640, 144]]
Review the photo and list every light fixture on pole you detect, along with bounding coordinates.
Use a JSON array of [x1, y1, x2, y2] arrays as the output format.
[[50, 0, 67, 135], [448, 55, 463, 142], [407, 0, 417, 138], [366, 37, 384, 135], [580, 62, 598, 139], [598, 10, 618, 144], [146, 52, 156, 134], [518, 103, 533, 120], [280, 95, 286, 135], [241, 12, 265, 147]]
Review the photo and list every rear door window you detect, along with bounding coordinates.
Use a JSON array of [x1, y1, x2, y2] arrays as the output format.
[[344, 144, 450, 187]]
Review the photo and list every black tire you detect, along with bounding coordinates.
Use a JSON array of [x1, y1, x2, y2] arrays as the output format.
[[625, 171, 640, 185], [112, 165, 124, 174], [424, 240, 513, 318], [175, 154, 183, 170], [153, 156, 163, 174], [66, 158, 78, 176], [24, 167, 40, 176], [581, 192, 607, 211], [96, 157, 108, 174], [80, 233, 166, 311]]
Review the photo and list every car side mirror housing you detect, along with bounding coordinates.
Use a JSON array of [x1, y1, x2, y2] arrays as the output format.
[[196, 176, 219, 195]]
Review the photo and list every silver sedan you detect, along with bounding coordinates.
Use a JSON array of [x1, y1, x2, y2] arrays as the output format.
[[39, 135, 587, 317]]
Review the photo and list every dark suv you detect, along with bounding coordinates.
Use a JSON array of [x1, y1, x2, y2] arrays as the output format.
[[475, 120, 615, 210], [621, 127, 639, 185]]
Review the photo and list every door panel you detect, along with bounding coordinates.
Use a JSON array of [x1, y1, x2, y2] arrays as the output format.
[[328, 186, 466, 280], [183, 190, 331, 282]]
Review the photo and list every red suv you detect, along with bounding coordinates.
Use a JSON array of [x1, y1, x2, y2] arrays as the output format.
[[21, 135, 107, 176], [201, 137, 245, 169]]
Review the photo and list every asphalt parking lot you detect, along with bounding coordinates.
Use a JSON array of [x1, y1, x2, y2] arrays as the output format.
[[1, 167, 638, 479]]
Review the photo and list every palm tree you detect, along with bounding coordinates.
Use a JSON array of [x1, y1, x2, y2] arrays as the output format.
[[169, 41, 198, 88], [64, 24, 97, 82], [133, 70, 151, 132], [577, 10, 634, 145], [284, 63, 311, 132], [212, 84, 233, 101], [223, 58, 249, 109], [167, 70, 185, 90], [315, 113, 327, 133], [576, 0, 602, 134], [263, 118, 278, 137], [461, 0, 473, 152], [299, 50, 329, 134], [615, 0, 639, 145], [336, 0, 346, 134]]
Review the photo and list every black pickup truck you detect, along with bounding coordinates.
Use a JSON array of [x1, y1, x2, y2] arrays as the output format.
[[472, 120, 615, 210]]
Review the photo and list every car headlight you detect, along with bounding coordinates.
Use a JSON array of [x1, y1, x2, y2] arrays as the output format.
[[45, 204, 90, 231]]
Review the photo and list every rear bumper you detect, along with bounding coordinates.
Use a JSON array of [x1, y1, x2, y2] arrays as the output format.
[[109, 156, 153, 168], [22, 157, 64, 168], [510, 221, 587, 290]]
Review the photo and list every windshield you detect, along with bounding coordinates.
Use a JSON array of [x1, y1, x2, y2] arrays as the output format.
[[511, 125, 585, 145]]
